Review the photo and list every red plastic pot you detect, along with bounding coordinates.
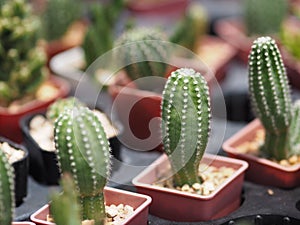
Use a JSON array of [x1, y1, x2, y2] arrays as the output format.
[[132, 153, 248, 222], [0, 76, 70, 143], [222, 119, 300, 189], [30, 187, 152, 225]]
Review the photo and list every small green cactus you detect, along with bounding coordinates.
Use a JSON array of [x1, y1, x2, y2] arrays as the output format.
[[169, 2, 207, 51], [248, 36, 293, 160], [114, 27, 168, 81], [290, 100, 300, 155], [0, 146, 15, 225], [0, 0, 47, 106], [244, 0, 287, 36], [54, 106, 111, 225], [41, 0, 82, 41], [46, 97, 84, 123], [161, 68, 211, 187], [50, 173, 81, 225]]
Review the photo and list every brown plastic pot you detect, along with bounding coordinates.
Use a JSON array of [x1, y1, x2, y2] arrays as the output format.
[[222, 119, 300, 189], [132, 153, 248, 222], [0, 76, 70, 143], [30, 187, 152, 225]]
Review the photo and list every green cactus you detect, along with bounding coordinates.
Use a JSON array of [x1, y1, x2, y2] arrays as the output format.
[[54, 106, 111, 225], [244, 0, 287, 36], [82, 0, 124, 67], [0, 146, 15, 225], [46, 97, 85, 123], [50, 173, 81, 225], [248, 36, 293, 160], [169, 2, 208, 51], [41, 0, 82, 41], [0, 0, 47, 106], [161, 68, 211, 187], [290, 100, 300, 155], [114, 27, 168, 81]]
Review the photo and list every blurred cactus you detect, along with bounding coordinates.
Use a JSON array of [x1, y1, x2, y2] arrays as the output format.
[[170, 2, 208, 51], [161, 68, 211, 187], [115, 27, 168, 81], [54, 106, 111, 225], [83, 0, 124, 67], [0, 145, 15, 225], [46, 97, 84, 122], [41, 0, 82, 41], [244, 0, 287, 36], [50, 173, 81, 225], [248, 36, 293, 160], [0, 0, 47, 106], [290, 100, 300, 155]]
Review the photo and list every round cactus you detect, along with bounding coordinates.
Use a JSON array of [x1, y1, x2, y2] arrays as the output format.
[[161, 68, 211, 187], [248, 36, 292, 160], [0, 147, 15, 225], [54, 106, 111, 224], [114, 27, 168, 81]]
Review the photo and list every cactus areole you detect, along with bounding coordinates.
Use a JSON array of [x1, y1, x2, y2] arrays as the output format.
[[248, 36, 292, 160], [54, 106, 111, 225], [161, 68, 211, 187]]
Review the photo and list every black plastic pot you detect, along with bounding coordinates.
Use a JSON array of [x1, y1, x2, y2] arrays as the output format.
[[20, 112, 122, 185], [0, 136, 28, 207]]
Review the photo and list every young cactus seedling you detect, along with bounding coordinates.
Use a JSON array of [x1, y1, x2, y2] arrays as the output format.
[[54, 106, 111, 225], [248, 36, 293, 160], [161, 68, 211, 187], [0, 145, 15, 225]]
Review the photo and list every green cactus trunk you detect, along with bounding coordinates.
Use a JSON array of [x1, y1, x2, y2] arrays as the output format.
[[0, 147, 15, 225], [248, 36, 292, 160], [161, 68, 211, 187], [54, 106, 111, 224], [290, 100, 300, 155]]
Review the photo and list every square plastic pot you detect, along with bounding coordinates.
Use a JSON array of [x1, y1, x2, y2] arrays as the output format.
[[0, 76, 70, 143], [222, 119, 300, 189], [30, 187, 152, 225], [132, 153, 248, 222]]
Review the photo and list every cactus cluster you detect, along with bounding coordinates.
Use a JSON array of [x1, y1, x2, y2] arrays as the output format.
[[41, 0, 82, 41], [169, 2, 207, 51], [54, 106, 111, 225], [161, 68, 211, 187], [114, 27, 168, 81], [248, 36, 300, 160], [244, 0, 287, 36], [0, 0, 47, 106], [0, 145, 15, 225]]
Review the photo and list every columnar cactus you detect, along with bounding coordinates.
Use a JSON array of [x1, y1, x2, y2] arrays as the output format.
[[115, 27, 168, 81], [170, 2, 207, 51], [290, 100, 300, 155], [161, 68, 211, 187], [248, 36, 292, 160], [0, 0, 47, 106], [0, 146, 15, 225], [244, 0, 287, 36], [54, 106, 111, 225]]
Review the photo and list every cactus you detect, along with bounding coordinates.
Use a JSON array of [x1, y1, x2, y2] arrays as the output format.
[[0, 0, 47, 106], [248, 36, 293, 160], [114, 27, 168, 81], [46, 97, 85, 123], [161, 68, 211, 187], [169, 2, 207, 51], [50, 173, 81, 225], [41, 0, 82, 41], [83, 0, 124, 67], [54, 106, 111, 225], [0, 145, 15, 225], [243, 0, 287, 36], [290, 100, 300, 155]]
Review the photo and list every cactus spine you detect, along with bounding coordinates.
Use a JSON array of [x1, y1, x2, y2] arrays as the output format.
[[248, 36, 292, 160], [161, 68, 211, 187], [115, 27, 168, 81], [244, 0, 287, 36], [54, 106, 111, 225], [0, 146, 15, 225]]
